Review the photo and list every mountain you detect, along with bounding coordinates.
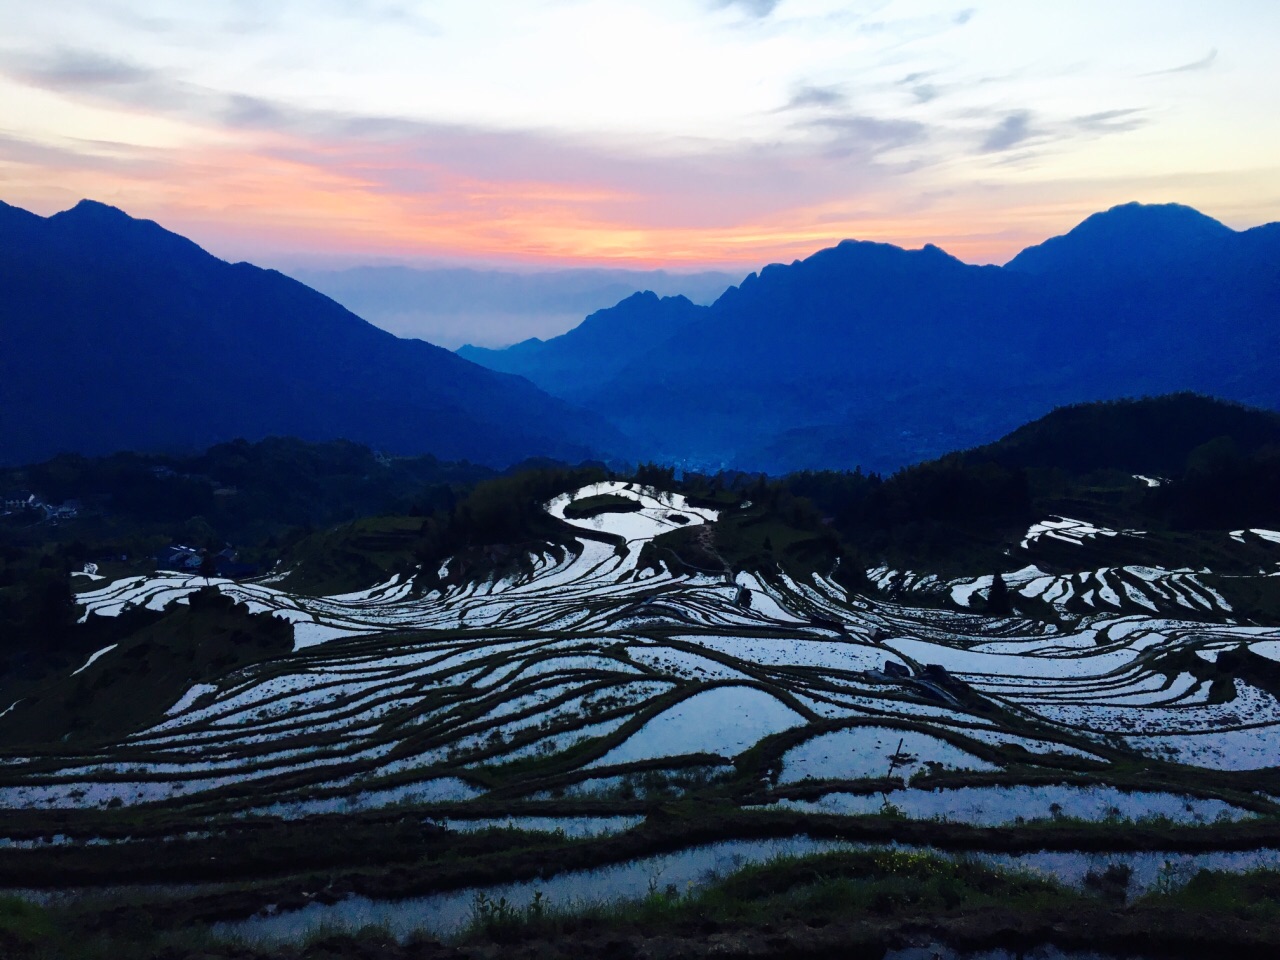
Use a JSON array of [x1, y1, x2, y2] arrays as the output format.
[[294, 264, 734, 349], [468, 239, 1045, 471], [462, 203, 1280, 473], [457, 291, 708, 399], [0, 200, 622, 467], [1004, 202, 1237, 277], [959, 393, 1280, 476]]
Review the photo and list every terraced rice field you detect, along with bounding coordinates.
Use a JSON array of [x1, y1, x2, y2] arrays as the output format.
[[4, 482, 1280, 823]]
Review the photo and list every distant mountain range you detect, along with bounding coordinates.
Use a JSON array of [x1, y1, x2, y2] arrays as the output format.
[[5, 198, 1278, 475], [296, 265, 736, 349], [457, 291, 706, 398], [0, 200, 621, 467], [462, 202, 1280, 473]]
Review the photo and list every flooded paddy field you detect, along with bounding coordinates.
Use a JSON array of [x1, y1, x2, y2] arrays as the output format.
[[4, 483, 1280, 956]]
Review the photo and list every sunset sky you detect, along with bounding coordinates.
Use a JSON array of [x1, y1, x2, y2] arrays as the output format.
[[2, 0, 1278, 270]]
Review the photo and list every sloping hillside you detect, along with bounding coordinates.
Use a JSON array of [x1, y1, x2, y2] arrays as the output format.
[[0, 200, 622, 467]]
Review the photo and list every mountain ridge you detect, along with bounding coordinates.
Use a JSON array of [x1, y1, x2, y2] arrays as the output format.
[[458, 290, 708, 400], [1004, 202, 1237, 275], [461, 201, 1280, 473], [957, 392, 1280, 476], [0, 199, 624, 467]]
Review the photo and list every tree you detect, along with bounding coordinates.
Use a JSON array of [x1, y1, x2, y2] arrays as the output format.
[[987, 571, 1011, 615], [199, 552, 218, 584], [635, 462, 676, 490]]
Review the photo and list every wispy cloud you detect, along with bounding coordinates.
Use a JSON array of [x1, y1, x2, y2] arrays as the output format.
[[1072, 108, 1146, 135], [804, 114, 928, 159], [331, 1, 441, 32], [1144, 48, 1218, 76], [711, 0, 781, 19], [89, 0, 440, 38], [896, 70, 943, 103], [977, 106, 1143, 155], [0, 131, 139, 170], [5, 47, 154, 89], [781, 83, 846, 111], [980, 111, 1034, 152]]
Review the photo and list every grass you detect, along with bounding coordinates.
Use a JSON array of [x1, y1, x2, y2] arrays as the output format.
[[12, 828, 1280, 957], [0, 853, 1175, 956], [11, 800, 1280, 925], [443, 851, 1280, 953], [1142, 866, 1280, 919], [0, 894, 238, 960], [0, 896, 55, 947]]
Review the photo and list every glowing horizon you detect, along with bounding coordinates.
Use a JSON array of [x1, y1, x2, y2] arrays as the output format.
[[2, 1, 1278, 271]]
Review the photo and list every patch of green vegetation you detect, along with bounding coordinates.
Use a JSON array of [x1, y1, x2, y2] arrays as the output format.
[[779, 461, 1032, 576], [278, 514, 425, 595], [638, 491, 860, 585], [411, 465, 612, 579], [1214, 574, 1280, 624], [562, 494, 640, 520], [447, 850, 1280, 955], [12, 852, 1280, 958], [1143, 866, 1280, 920], [0, 438, 495, 547], [0, 896, 55, 947], [0, 588, 292, 748], [0, 896, 237, 960]]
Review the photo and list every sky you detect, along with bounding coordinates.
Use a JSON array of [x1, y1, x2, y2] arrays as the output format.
[[2, 0, 1278, 271]]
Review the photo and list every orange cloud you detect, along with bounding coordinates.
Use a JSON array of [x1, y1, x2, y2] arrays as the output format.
[[3, 120, 1276, 271]]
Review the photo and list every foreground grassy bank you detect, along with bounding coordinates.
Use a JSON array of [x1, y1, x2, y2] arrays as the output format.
[[6, 805, 1280, 926], [5, 849, 1280, 959]]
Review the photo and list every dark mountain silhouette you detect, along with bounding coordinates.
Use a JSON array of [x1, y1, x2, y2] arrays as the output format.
[[463, 202, 1280, 473], [776, 392, 1280, 574], [959, 393, 1280, 476], [0, 200, 622, 467], [1004, 202, 1237, 277], [457, 291, 708, 399]]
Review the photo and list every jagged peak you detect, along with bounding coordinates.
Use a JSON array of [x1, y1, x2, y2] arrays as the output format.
[[733, 237, 967, 296], [615, 289, 694, 306]]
